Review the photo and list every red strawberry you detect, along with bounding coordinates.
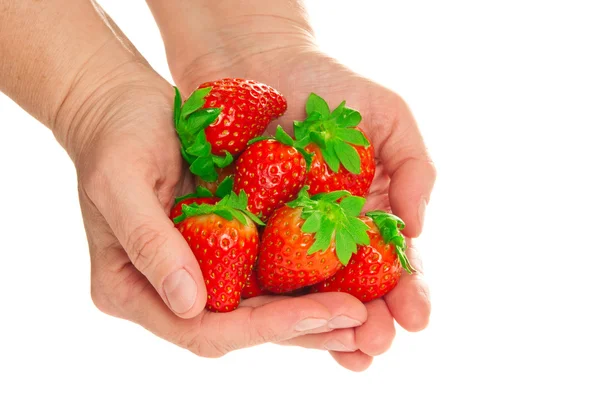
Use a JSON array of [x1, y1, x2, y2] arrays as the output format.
[[175, 191, 264, 312], [233, 126, 311, 221], [170, 177, 234, 221], [257, 188, 370, 293], [311, 211, 413, 302], [241, 268, 268, 299], [294, 93, 375, 197], [173, 79, 287, 183]]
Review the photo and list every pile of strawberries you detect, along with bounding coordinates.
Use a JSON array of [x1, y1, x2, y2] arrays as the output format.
[[172, 78, 412, 312]]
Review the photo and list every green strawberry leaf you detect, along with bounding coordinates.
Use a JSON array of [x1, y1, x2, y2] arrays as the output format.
[[306, 93, 330, 117], [229, 209, 248, 225], [334, 140, 361, 174], [247, 135, 270, 145], [275, 125, 294, 146], [180, 147, 196, 166], [212, 151, 233, 168], [215, 176, 234, 198], [181, 87, 211, 119], [173, 87, 182, 127], [186, 132, 212, 157], [320, 144, 341, 173], [336, 107, 362, 128], [302, 212, 322, 233], [190, 157, 218, 182], [335, 228, 357, 265], [340, 196, 366, 217], [336, 127, 370, 147], [183, 108, 220, 135], [330, 100, 347, 119], [213, 208, 234, 221], [296, 146, 314, 172], [347, 217, 371, 245], [243, 210, 264, 226], [307, 217, 335, 255], [311, 190, 351, 203]]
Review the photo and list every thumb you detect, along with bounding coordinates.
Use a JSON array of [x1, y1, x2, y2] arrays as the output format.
[[94, 177, 207, 318]]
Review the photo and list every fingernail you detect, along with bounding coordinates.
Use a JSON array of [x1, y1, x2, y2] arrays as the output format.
[[324, 339, 355, 352], [328, 315, 363, 329], [295, 318, 328, 332], [418, 197, 428, 230], [163, 269, 197, 314]]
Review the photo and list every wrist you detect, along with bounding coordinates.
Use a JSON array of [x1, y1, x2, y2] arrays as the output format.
[[147, 0, 318, 93], [53, 49, 170, 166]]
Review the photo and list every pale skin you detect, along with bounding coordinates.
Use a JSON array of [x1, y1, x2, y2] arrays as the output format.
[[0, 0, 435, 371]]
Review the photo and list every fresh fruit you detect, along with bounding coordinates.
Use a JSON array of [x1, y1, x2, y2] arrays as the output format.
[[311, 211, 413, 302], [175, 191, 264, 312], [294, 93, 375, 197], [170, 177, 234, 221], [241, 268, 268, 299], [257, 187, 370, 293], [233, 126, 311, 221], [173, 78, 287, 183]]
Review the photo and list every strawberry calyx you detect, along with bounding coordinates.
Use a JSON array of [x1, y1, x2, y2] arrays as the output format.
[[366, 210, 414, 274], [293, 93, 370, 175], [286, 187, 370, 265], [173, 87, 234, 182], [174, 176, 234, 204], [174, 190, 264, 226], [246, 126, 313, 170]]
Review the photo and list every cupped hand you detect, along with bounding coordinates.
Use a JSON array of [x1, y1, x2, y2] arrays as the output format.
[[67, 65, 368, 358], [175, 47, 436, 370]]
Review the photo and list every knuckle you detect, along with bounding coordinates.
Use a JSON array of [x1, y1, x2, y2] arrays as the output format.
[[183, 332, 229, 359], [126, 223, 169, 277]]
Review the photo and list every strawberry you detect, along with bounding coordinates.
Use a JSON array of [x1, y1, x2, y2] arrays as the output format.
[[175, 191, 264, 312], [233, 126, 312, 221], [241, 268, 268, 299], [173, 79, 287, 183], [170, 177, 233, 221], [257, 187, 370, 293], [294, 93, 375, 197], [311, 211, 413, 302]]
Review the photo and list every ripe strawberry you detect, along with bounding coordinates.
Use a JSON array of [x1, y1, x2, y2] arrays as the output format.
[[175, 191, 264, 312], [257, 187, 370, 293], [170, 177, 233, 221], [241, 268, 268, 299], [294, 93, 375, 197], [173, 79, 287, 183], [311, 211, 413, 302], [233, 126, 311, 221]]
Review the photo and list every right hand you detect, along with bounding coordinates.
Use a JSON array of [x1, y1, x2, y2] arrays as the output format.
[[66, 63, 368, 358]]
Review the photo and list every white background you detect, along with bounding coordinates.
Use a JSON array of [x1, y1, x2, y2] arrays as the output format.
[[1, 1, 599, 397]]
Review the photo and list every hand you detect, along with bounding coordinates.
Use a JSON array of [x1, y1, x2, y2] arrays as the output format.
[[171, 44, 435, 371], [67, 64, 369, 357]]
